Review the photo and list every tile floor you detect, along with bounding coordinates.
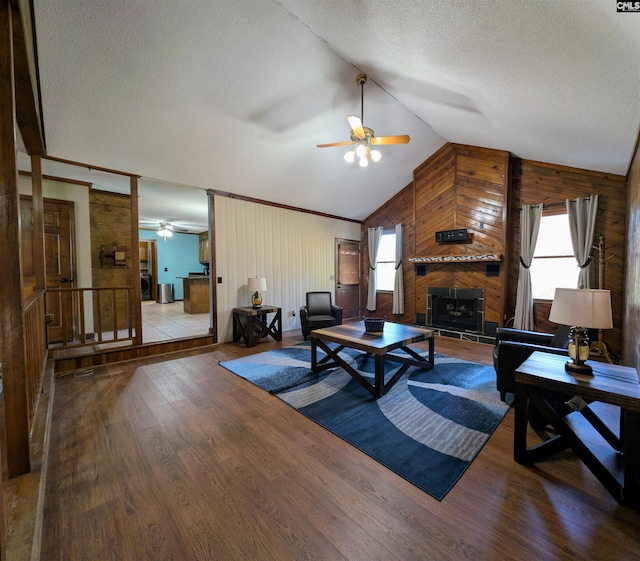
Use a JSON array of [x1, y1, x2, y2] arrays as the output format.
[[141, 300, 211, 343]]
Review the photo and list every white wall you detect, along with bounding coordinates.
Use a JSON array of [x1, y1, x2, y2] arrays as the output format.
[[215, 195, 360, 342]]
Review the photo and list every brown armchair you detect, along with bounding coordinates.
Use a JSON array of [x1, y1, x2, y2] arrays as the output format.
[[300, 291, 343, 341], [493, 325, 571, 401]]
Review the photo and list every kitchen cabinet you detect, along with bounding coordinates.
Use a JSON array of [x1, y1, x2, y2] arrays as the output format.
[[182, 276, 210, 314], [199, 232, 209, 264]]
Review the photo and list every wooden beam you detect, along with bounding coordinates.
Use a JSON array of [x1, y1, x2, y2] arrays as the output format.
[[19, 169, 92, 187], [0, 0, 31, 483], [11, 0, 44, 154], [44, 154, 140, 178]]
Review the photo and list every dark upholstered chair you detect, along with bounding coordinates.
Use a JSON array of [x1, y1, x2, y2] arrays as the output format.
[[300, 292, 343, 341], [493, 325, 571, 401]]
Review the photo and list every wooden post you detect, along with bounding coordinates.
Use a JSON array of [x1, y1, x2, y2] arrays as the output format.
[[131, 175, 143, 344], [0, 0, 31, 484], [207, 190, 217, 340], [31, 155, 46, 289], [597, 235, 605, 289]]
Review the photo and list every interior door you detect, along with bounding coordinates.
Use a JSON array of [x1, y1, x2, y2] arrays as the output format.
[[335, 238, 361, 320], [21, 197, 76, 343]]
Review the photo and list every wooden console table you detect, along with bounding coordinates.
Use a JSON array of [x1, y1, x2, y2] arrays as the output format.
[[232, 306, 282, 348], [514, 351, 640, 508]]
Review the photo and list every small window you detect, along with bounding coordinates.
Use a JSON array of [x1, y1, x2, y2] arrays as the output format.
[[530, 213, 580, 300], [376, 231, 396, 291]]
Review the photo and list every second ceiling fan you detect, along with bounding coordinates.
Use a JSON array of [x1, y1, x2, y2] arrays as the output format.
[[156, 222, 189, 239], [317, 73, 410, 166]]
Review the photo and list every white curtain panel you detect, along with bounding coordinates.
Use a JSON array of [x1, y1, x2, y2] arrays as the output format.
[[566, 194, 599, 289], [513, 203, 543, 330], [367, 227, 384, 311], [393, 223, 404, 314]]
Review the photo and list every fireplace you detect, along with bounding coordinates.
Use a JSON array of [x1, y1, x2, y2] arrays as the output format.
[[427, 287, 484, 333]]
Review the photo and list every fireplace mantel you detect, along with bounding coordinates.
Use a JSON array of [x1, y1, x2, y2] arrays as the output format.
[[409, 254, 502, 264]]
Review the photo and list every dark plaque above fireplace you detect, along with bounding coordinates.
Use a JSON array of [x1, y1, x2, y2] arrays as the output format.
[[435, 228, 469, 243]]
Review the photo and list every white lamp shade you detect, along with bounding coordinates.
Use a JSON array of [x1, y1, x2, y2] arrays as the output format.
[[247, 277, 267, 292], [548, 288, 613, 329]]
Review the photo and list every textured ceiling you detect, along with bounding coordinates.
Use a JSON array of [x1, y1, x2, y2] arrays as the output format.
[[24, 0, 640, 230]]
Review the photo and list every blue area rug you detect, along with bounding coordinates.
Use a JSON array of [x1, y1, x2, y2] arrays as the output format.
[[219, 342, 509, 500]]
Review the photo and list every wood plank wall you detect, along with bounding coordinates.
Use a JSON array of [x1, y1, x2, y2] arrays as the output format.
[[90, 190, 134, 330], [418, 145, 510, 329], [507, 160, 627, 358], [361, 183, 416, 323], [362, 144, 510, 330], [623, 137, 640, 368], [361, 143, 628, 359]]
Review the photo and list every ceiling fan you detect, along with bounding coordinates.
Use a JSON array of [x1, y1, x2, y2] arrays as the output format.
[[156, 222, 189, 239], [317, 73, 410, 167]]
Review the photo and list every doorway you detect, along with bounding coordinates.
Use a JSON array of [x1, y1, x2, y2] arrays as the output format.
[[20, 196, 76, 343], [139, 238, 158, 301], [335, 238, 361, 320]]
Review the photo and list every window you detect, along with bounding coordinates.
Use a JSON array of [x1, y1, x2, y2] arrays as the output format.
[[376, 231, 396, 291], [530, 213, 580, 299]]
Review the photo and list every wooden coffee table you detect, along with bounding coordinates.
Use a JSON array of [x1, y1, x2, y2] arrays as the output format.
[[310, 322, 434, 398]]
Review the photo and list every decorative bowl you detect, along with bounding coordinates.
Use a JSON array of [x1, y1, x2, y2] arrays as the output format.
[[364, 317, 385, 333]]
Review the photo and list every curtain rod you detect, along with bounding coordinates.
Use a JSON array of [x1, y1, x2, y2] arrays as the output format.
[[519, 196, 594, 211]]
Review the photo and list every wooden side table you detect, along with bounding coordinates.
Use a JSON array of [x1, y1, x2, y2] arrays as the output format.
[[514, 351, 640, 508], [232, 306, 282, 348]]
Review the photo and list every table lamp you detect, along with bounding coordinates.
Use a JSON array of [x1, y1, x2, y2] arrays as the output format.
[[548, 288, 613, 376], [247, 277, 267, 308]]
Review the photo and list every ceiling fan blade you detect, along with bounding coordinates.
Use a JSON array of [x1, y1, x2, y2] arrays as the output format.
[[369, 135, 411, 145], [161, 222, 190, 233], [317, 140, 355, 148], [347, 115, 365, 140]]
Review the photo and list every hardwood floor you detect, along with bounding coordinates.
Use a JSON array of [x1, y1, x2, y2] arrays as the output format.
[[36, 334, 640, 560]]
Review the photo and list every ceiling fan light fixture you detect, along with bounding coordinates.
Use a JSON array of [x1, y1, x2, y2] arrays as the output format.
[[317, 73, 410, 166], [158, 227, 173, 239]]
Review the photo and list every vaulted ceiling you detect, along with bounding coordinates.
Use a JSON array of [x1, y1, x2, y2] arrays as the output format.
[[22, 0, 640, 230]]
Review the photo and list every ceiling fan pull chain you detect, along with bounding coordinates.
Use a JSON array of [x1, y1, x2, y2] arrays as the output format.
[[361, 76, 364, 125]]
